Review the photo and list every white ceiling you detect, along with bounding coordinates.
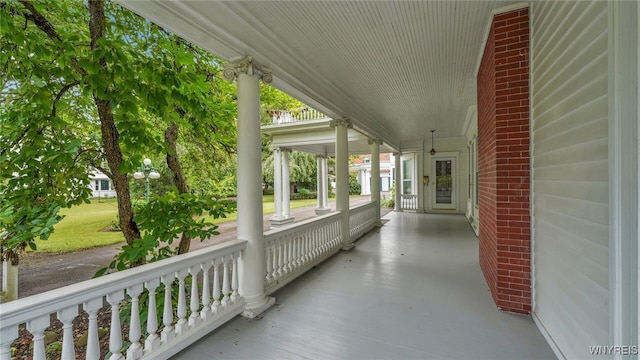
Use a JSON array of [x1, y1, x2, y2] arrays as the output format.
[[117, 0, 518, 150]]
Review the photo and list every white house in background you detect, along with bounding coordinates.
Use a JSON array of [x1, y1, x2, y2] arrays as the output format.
[[350, 153, 393, 196], [89, 171, 116, 198]]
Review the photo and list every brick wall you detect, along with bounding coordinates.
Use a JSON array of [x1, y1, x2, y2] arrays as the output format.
[[477, 8, 531, 315]]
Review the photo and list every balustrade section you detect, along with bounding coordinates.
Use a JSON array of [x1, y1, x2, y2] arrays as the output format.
[[264, 213, 342, 294], [349, 201, 378, 241], [0, 240, 247, 360], [269, 108, 328, 124], [400, 194, 419, 211]]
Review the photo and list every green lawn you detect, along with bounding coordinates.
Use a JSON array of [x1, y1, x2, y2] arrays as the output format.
[[33, 196, 320, 253]]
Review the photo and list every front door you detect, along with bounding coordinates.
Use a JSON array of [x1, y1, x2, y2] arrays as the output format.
[[431, 156, 456, 210]]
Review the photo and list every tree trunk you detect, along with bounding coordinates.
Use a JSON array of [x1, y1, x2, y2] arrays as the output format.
[[88, 0, 141, 251], [164, 122, 191, 254]]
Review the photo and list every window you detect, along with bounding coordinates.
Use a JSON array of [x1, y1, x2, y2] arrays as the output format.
[[94, 180, 100, 190], [402, 158, 412, 194], [100, 179, 110, 191]]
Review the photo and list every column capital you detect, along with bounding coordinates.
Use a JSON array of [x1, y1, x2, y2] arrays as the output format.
[[271, 146, 291, 153], [393, 151, 402, 157], [329, 118, 353, 129], [223, 56, 273, 84], [368, 138, 383, 146]]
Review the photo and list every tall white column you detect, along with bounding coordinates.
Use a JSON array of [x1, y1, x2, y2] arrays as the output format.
[[322, 157, 330, 209], [223, 57, 275, 317], [316, 155, 331, 215], [331, 119, 352, 250], [394, 152, 402, 212], [271, 147, 294, 227], [272, 147, 283, 220], [281, 148, 292, 219], [369, 138, 382, 225]]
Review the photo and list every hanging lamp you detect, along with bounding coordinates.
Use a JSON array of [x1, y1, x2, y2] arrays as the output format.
[[429, 130, 436, 156]]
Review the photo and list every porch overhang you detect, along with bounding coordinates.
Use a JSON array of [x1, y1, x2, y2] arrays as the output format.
[[115, 0, 518, 149], [262, 119, 397, 156]]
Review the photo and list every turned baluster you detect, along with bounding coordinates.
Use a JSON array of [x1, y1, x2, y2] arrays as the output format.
[[82, 298, 103, 360], [144, 278, 161, 352], [26, 315, 50, 360], [160, 274, 175, 343], [0, 325, 17, 360], [211, 259, 221, 314], [126, 284, 144, 359], [231, 252, 239, 302], [271, 245, 279, 280], [189, 266, 201, 327], [57, 305, 78, 360], [174, 269, 189, 335], [201, 261, 212, 320], [221, 256, 231, 307], [265, 245, 273, 283], [106, 291, 125, 360]]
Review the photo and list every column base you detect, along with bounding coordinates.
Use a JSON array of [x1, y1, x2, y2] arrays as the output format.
[[270, 216, 295, 228], [242, 296, 276, 318], [341, 243, 355, 251], [315, 207, 331, 216]]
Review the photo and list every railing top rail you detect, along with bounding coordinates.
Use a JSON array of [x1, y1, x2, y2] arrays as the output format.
[[349, 200, 377, 211], [263, 211, 342, 240], [0, 239, 247, 328]]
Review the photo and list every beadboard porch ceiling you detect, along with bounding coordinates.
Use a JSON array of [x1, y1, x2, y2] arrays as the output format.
[[117, 1, 517, 149]]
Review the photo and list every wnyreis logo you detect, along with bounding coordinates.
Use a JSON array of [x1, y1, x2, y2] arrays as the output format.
[[589, 346, 639, 356]]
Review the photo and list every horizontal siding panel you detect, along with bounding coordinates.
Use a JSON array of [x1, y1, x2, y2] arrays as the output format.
[[533, 92, 607, 140], [533, 181, 608, 210], [533, 73, 608, 131], [534, 115, 608, 156], [531, 1, 609, 358], [532, 1, 606, 90], [533, 136, 608, 168], [533, 160, 608, 182], [533, 34, 607, 119], [534, 194, 609, 244]]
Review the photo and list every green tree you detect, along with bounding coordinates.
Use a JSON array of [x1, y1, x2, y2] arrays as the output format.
[[1, 0, 237, 267]]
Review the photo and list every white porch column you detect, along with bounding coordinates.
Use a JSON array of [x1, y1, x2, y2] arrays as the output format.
[[394, 152, 402, 212], [223, 57, 275, 317], [281, 148, 293, 220], [316, 155, 331, 215], [331, 119, 353, 250], [270, 147, 294, 228], [360, 170, 367, 195], [272, 147, 282, 219], [369, 138, 382, 225]]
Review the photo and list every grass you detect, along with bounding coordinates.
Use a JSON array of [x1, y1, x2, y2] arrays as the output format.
[[33, 196, 323, 253], [33, 199, 124, 253]]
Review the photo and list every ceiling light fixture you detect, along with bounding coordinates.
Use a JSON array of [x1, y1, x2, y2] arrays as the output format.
[[430, 130, 436, 156]]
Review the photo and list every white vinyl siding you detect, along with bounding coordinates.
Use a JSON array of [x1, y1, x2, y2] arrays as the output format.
[[531, 1, 609, 359]]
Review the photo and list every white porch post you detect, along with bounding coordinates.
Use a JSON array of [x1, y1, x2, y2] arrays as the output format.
[[316, 155, 331, 215], [223, 57, 275, 317], [282, 148, 292, 220], [271, 147, 294, 228], [272, 147, 282, 219], [370, 138, 382, 225], [331, 119, 353, 250], [394, 152, 402, 212]]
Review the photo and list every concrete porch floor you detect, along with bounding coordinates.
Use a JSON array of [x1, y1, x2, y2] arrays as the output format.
[[173, 212, 555, 360]]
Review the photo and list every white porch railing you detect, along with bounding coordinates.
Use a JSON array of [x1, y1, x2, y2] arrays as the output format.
[[264, 212, 342, 294], [349, 201, 378, 241], [400, 194, 418, 211], [0, 240, 246, 360], [269, 108, 328, 124]]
